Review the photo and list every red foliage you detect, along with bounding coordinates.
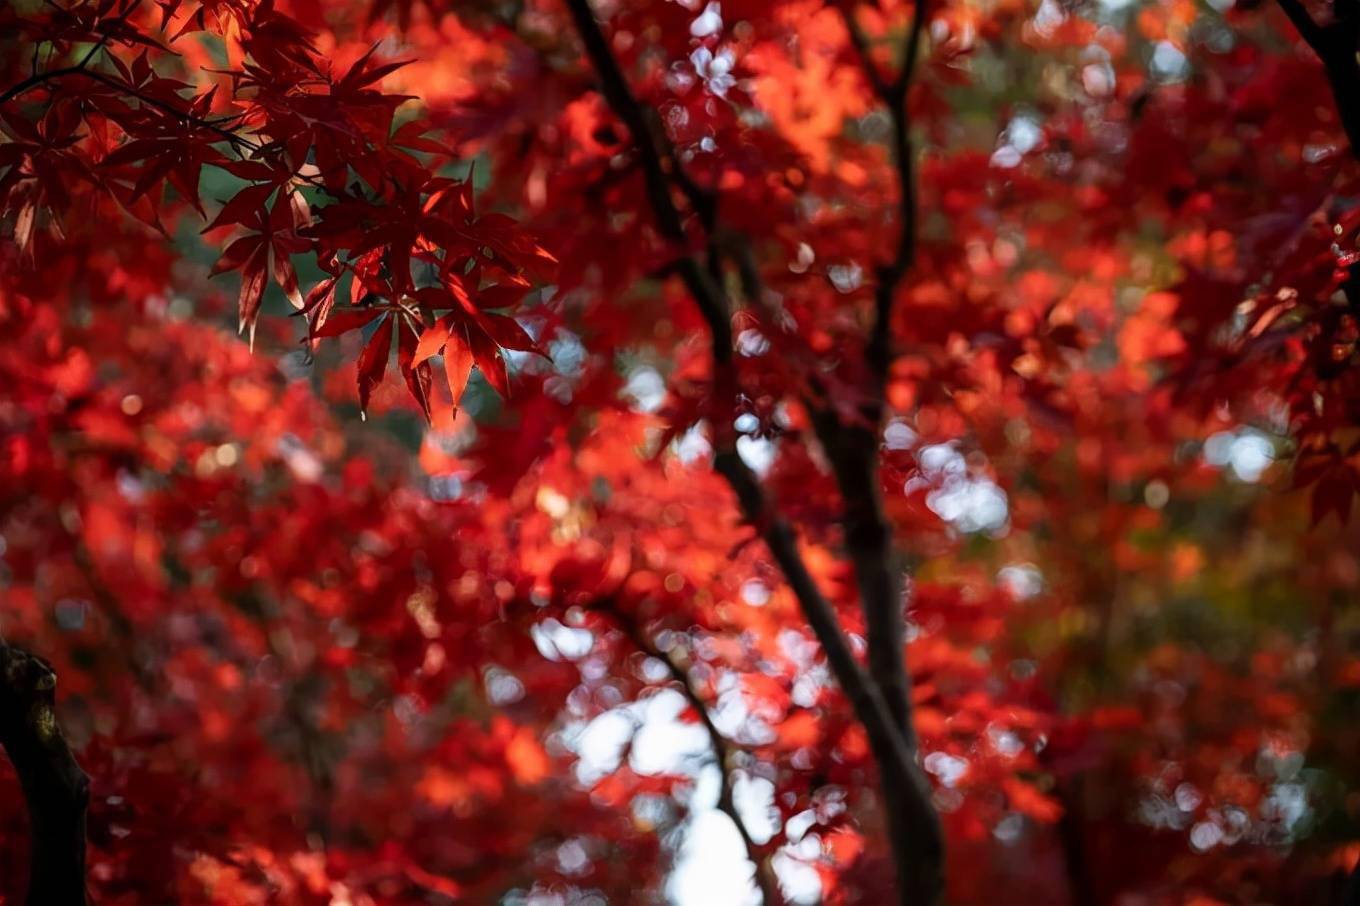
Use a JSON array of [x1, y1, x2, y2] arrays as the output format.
[[2, 0, 1359, 903]]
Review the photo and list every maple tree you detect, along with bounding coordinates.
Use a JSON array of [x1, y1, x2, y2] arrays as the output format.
[[2, 0, 1360, 903]]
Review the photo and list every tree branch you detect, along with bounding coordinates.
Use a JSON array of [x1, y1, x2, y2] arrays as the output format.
[[814, 7, 943, 899], [561, 0, 691, 244], [840, 0, 928, 389], [1, 64, 340, 198], [1275, 0, 1327, 44], [1275, 0, 1360, 157], [596, 602, 784, 906], [0, 65, 91, 107], [817, 0, 930, 736], [0, 0, 141, 108], [842, 11, 894, 100], [563, 2, 943, 901], [713, 449, 942, 904], [0, 643, 89, 906]]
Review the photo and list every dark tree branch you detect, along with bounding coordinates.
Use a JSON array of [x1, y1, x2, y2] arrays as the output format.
[[0, 65, 94, 107], [1276, 0, 1327, 44], [596, 602, 784, 906], [1275, 0, 1360, 157], [713, 446, 942, 904], [0, 0, 140, 108], [0, 643, 89, 906], [561, 0, 691, 244], [842, 11, 894, 100], [563, 2, 942, 901], [840, 0, 928, 391], [560, 0, 860, 694], [812, 7, 945, 900], [808, 408, 910, 728], [807, 0, 933, 747], [819, 0, 929, 735]]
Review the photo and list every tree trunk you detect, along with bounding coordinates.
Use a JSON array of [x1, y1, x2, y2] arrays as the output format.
[[0, 643, 89, 906]]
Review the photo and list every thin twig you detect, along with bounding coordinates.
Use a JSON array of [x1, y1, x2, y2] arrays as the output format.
[[842, 0, 930, 386], [2, 52, 341, 199], [0, 0, 142, 106], [595, 601, 784, 906]]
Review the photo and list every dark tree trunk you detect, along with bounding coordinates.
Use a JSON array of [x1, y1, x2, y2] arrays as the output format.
[[1055, 776, 1097, 906], [0, 643, 89, 906]]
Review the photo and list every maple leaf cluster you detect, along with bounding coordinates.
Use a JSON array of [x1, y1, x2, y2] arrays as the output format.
[[2, 0, 1360, 903], [0, 0, 554, 425]]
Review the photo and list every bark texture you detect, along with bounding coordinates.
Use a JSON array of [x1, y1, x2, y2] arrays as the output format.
[[0, 643, 89, 906]]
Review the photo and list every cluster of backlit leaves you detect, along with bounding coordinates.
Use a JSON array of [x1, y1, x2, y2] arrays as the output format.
[[3, 0, 1360, 903], [1014, 0, 1360, 523], [0, 261, 676, 901], [0, 0, 554, 423], [395, 0, 1360, 900]]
